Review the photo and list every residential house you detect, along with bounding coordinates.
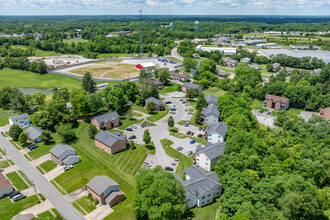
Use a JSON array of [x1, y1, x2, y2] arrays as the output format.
[[87, 176, 125, 207], [241, 58, 251, 63], [264, 94, 290, 110], [201, 104, 220, 125], [205, 95, 218, 106], [50, 144, 80, 165], [223, 57, 238, 68], [174, 167, 222, 208], [0, 173, 13, 198], [319, 107, 330, 121], [140, 78, 163, 90], [91, 112, 121, 130], [250, 64, 261, 70], [8, 113, 30, 127], [205, 121, 228, 144], [94, 131, 127, 154], [273, 63, 281, 72], [182, 82, 203, 93], [196, 142, 225, 171], [145, 97, 164, 111], [24, 126, 44, 143], [171, 72, 190, 82]]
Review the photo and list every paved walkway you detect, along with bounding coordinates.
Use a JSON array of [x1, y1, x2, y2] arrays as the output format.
[[31, 154, 50, 167], [20, 200, 53, 216]]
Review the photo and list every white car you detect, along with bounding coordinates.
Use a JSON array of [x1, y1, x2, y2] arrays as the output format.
[[64, 165, 73, 171]]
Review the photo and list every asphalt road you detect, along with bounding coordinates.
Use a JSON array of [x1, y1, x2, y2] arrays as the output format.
[[171, 46, 184, 62], [0, 135, 85, 220]]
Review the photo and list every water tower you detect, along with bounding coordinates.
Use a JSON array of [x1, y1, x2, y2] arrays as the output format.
[[195, 21, 199, 32], [169, 23, 173, 31]]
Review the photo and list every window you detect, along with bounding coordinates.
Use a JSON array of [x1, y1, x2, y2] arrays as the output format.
[[206, 163, 208, 165], [207, 194, 211, 197], [207, 199, 210, 203], [202, 196, 205, 199], [206, 158, 208, 161], [201, 202, 205, 205]]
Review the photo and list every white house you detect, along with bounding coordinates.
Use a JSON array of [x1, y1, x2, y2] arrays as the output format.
[[201, 104, 220, 125], [196, 142, 225, 171], [0, 173, 13, 198], [174, 167, 222, 208], [8, 113, 30, 127], [205, 121, 228, 144]]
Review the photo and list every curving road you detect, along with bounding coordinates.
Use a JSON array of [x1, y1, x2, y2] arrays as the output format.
[[0, 135, 85, 220], [171, 47, 184, 62]]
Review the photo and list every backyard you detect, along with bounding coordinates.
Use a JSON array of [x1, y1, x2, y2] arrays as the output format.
[[159, 82, 180, 94], [203, 87, 227, 97]]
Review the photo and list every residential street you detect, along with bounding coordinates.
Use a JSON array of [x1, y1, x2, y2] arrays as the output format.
[[171, 46, 184, 61], [0, 135, 85, 220]]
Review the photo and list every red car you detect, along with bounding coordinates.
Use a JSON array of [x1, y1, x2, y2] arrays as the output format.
[[180, 99, 184, 101], [186, 131, 191, 135]]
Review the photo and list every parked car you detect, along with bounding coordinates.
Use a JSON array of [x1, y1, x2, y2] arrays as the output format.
[[13, 194, 26, 202], [28, 145, 38, 151], [203, 127, 206, 131], [169, 111, 176, 114], [190, 140, 196, 144], [184, 122, 190, 127], [64, 165, 73, 171], [128, 135, 136, 139], [196, 144, 201, 148], [190, 132, 194, 136], [0, 168, 3, 172], [197, 134, 203, 138], [258, 110, 264, 113], [165, 101, 172, 104], [186, 131, 191, 135], [198, 127, 202, 131], [187, 111, 193, 114], [9, 191, 20, 199], [165, 166, 174, 171], [182, 100, 187, 103], [175, 158, 180, 162], [179, 99, 184, 102], [125, 128, 133, 131], [185, 103, 189, 106], [176, 146, 183, 151], [187, 151, 193, 156], [266, 112, 271, 115]]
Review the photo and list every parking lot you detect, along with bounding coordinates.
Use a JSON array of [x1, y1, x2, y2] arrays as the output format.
[[252, 110, 277, 127], [122, 58, 181, 72]]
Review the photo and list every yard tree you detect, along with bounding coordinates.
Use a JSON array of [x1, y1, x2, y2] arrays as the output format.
[[121, 82, 139, 102], [195, 110, 202, 125], [198, 58, 217, 73], [87, 124, 98, 138], [86, 93, 105, 115], [70, 93, 90, 117], [56, 123, 76, 143], [9, 90, 30, 113], [105, 87, 128, 115], [9, 124, 23, 141], [266, 63, 274, 72], [149, 85, 160, 99], [40, 130, 52, 143], [146, 102, 156, 113], [133, 166, 190, 220], [158, 68, 170, 85], [130, 140, 136, 150], [167, 116, 175, 130], [82, 72, 96, 94], [185, 88, 198, 100], [18, 132, 28, 144], [196, 94, 208, 111], [52, 87, 70, 101], [183, 58, 197, 72], [32, 92, 46, 105], [139, 69, 152, 81], [143, 129, 151, 145], [177, 84, 182, 91]]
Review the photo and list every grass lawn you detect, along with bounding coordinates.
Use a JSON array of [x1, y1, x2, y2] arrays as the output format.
[[0, 112, 19, 127], [11, 45, 65, 57], [117, 117, 144, 130], [54, 122, 150, 220], [72, 202, 85, 215], [51, 209, 64, 220], [63, 38, 88, 44], [36, 166, 45, 174], [160, 138, 193, 178], [192, 198, 221, 220], [0, 160, 11, 168], [132, 112, 143, 117], [39, 160, 57, 173], [251, 99, 269, 112], [0, 108, 13, 115], [28, 133, 62, 159], [98, 53, 129, 59], [271, 108, 305, 117], [6, 171, 29, 191], [76, 196, 96, 213], [167, 56, 183, 62], [146, 107, 169, 122], [131, 105, 148, 114], [36, 210, 55, 219], [217, 66, 235, 73], [50, 180, 66, 195], [203, 87, 227, 97], [0, 196, 40, 220], [18, 170, 32, 186], [0, 69, 81, 89], [159, 82, 179, 94]]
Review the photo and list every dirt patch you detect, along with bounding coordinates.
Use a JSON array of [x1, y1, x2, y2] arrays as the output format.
[[70, 63, 140, 79]]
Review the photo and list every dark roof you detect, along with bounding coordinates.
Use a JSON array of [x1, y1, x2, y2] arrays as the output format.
[[217, 72, 228, 77], [95, 131, 126, 147], [196, 142, 225, 160], [50, 144, 76, 159], [9, 113, 29, 121], [205, 121, 228, 137], [204, 95, 218, 105], [201, 104, 220, 118], [93, 112, 120, 124], [24, 127, 43, 140], [145, 97, 163, 106], [87, 176, 119, 195], [182, 82, 202, 90]]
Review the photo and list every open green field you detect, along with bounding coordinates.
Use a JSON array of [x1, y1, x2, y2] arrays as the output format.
[[0, 113, 19, 127], [203, 87, 227, 97], [54, 122, 150, 220], [159, 82, 180, 94], [63, 38, 88, 44], [117, 117, 144, 130], [0, 69, 81, 89], [76, 196, 96, 213], [28, 133, 62, 160], [146, 107, 169, 122], [39, 160, 57, 173], [0, 196, 40, 220], [160, 138, 193, 178], [6, 171, 28, 191], [11, 45, 65, 57]]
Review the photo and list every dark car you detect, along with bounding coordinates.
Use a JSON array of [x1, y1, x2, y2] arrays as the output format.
[[128, 135, 136, 139], [198, 127, 202, 131], [190, 132, 194, 136], [186, 131, 191, 135], [165, 101, 172, 104], [28, 145, 38, 150], [197, 134, 203, 138], [9, 191, 20, 199], [125, 128, 133, 131], [165, 166, 174, 171], [203, 127, 206, 131]]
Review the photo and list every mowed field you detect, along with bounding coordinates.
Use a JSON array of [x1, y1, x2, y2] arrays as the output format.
[[70, 62, 140, 79]]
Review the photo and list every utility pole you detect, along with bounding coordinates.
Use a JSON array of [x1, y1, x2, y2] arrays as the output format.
[[32, 181, 40, 200], [139, 10, 143, 58], [4, 146, 7, 162]]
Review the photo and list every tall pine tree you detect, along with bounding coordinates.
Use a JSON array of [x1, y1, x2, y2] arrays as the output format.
[[82, 72, 96, 94]]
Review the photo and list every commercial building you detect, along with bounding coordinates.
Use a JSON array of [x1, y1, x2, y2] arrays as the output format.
[[245, 39, 267, 44], [136, 63, 155, 70], [264, 94, 290, 110], [255, 43, 278, 48], [195, 45, 236, 55], [8, 113, 30, 127], [290, 45, 321, 50]]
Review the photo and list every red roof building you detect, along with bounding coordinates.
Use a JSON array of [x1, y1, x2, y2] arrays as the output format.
[[136, 63, 155, 70]]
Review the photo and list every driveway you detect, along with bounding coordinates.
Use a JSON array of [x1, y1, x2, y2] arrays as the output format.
[[299, 111, 318, 122], [31, 154, 50, 167], [64, 187, 88, 203], [0, 135, 84, 220], [171, 46, 184, 61], [20, 200, 53, 216], [44, 166, 65, 181], [252, 110, 277, 128], [85, 205, 113, 220]]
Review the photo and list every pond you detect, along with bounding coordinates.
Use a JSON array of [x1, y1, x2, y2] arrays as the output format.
[[18, 88, 52, 95]]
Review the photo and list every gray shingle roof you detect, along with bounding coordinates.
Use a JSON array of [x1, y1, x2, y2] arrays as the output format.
[[105, 190, 125, 204], [201, 104, 220, 118], [9, 113, 29, 121], [205, 95, 218, 105], [182, 82, 202, 90], [93, 112, 120, 124], [50, 144, 76, 158], [87, 176, 119, 195], [24, 126, 43, 141], [196, 142, 225, 160], [95, 131, 126, 147], [145, 97, 163, 106], [205, 121, 228, 137], [62, 155, 80, 164]]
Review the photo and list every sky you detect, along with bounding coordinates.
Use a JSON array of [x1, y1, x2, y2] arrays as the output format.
[[0, 0, 329, 16]]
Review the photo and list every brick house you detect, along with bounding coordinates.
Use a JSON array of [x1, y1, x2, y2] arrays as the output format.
[[320, 107, 330, 121], [94, 131, 127, 154], [145, 97, 164, 111], [264, 94, 290, 110], [140, 78, 163, 90], [87, 176, 125, 207], [91, 112, 121, 130], [50, 144, 80, 165]]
